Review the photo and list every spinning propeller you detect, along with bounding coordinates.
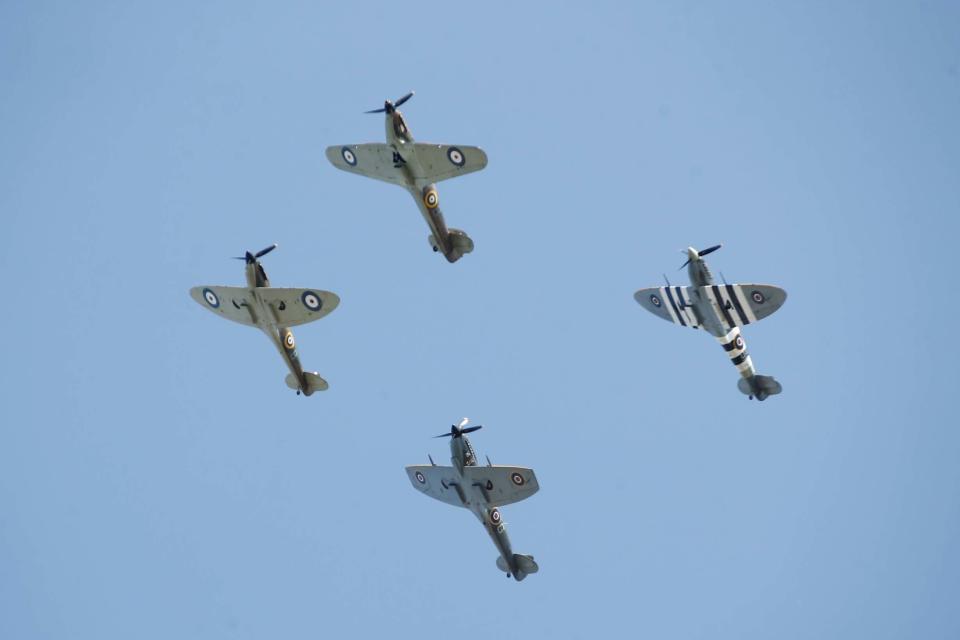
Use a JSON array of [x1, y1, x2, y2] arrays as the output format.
[[680, 244, 721, 269], [365, 91, 414, 114], [435, 417, 482, 439], [233, 244, 277, 264]]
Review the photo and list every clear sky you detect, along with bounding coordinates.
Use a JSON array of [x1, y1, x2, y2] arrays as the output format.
[[2, 1, 959, 638]]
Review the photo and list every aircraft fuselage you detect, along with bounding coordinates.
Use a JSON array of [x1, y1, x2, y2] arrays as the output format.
[[242, 261, 312, 396], [383, 110, 453, 259], [447, 436, 521, 579]]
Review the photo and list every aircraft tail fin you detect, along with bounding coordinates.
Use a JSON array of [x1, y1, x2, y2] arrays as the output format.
[[430, 228, 473, 263], [285, 372, 329, 395], [496, 554, 539, 581], [738, 375, 782, 401]]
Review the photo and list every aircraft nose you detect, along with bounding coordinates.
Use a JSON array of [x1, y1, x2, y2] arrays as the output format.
[[687, 247, 699, 262]]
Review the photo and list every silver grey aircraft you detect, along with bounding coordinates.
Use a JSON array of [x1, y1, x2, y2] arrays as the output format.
[[634, 245, 787, 400], [406, 419, 540, 581], [189, 244, 339, 396], [325, 92, 488, 263]]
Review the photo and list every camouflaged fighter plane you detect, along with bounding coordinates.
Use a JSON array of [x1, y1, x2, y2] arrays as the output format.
[[189, 244, 339, 396], [634, 245, 787, 400], [406, 419, 540, 581], [325, 91, 487, 263]]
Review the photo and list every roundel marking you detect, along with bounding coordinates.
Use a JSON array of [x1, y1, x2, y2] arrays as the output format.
[[489, 509, 501, 525], [341, 147, 357, 166], [649, 294, 662, 308], [423, 189, 439, 209], [301, 291, 323, 312], [415, 471, 426, 484], [284, 333, 296, 350], [447, 146, 465, 167], [751, 290, 766, 304], [511, 472, 526, 486], [735, 335, 744, 349], [202, 288, 220, 308]]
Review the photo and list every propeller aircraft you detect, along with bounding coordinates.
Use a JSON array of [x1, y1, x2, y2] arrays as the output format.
[[325, 91, 488, 263], [406, 419, 540, 581], [634, 244, 787, 400], [189, 244, 340, 396]]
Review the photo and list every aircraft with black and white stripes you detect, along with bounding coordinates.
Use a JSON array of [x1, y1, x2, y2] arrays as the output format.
[[634, 245, 787, 400], [325, 91, 487, 263], [406, 419, 540, 581], [189, 244, 339, 396]]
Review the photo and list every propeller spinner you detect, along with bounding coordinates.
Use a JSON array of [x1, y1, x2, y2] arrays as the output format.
[[680, 243, 721, 269], [233, 243, 277, 264], [365, 91, 414, 114], [435, 417, 482, 439]]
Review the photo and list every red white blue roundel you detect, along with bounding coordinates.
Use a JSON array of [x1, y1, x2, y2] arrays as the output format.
[[649, 294, 662, 307], [301, 291, 323, 312], [341, 147, 357, 166], [415, 470, 426, 484], [202, 288, 220, 308], [510, 472, 525, 486], [735, 335, 744, 349], [447, 146, 465, 167], [751, 290, 766, 304], [489, 508, 501, 524]]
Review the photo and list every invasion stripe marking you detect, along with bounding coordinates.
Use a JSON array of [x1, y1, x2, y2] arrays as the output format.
[[732, 351, 750, 366], [712, 285, 737, 330], [731, 285, 759, 323], [676, 287, 699, 327], [664, 287, 687, 327], [725, 284, 750, 325], [656, 287, 681, 324]]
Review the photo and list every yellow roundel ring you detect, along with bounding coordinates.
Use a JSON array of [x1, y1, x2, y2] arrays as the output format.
[[423, 189, 439, 209], [284, 333, 295, 350]]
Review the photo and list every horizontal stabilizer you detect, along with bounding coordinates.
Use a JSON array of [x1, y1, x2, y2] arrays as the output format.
[[497, 554, 539, 581], [738, 374, 782, 401], [286, 371, 328, 395]]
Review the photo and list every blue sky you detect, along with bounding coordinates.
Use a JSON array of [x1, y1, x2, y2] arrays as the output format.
[[2, 1, 959, 638]]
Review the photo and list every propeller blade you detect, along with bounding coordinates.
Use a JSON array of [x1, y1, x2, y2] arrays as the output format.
[[698, 244, 722, 257], [461, 425, 482, 434], [393, 91, 414, 108], [364, 107, 387, 114], [679, 258, 691, 269], [434, 432, 452, 438], [231, 256, 247, 260], [255, 244, 277, 258]]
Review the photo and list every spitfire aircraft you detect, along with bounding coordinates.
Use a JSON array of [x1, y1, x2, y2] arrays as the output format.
[[325, 91, 488, 263], [634, 245, 787, 400], [189, 244, 340, 396], [406, 419, 540, 581]]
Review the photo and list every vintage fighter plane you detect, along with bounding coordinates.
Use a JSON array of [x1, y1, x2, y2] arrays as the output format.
[[406, 419, 540, 581], [325, 91, 488, 263], [634, 245, 787, 400], [189, 244, 340, 396]]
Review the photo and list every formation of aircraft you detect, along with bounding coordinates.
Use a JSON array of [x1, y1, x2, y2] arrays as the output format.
[[633, 244, 787, 400], [185, 94, 794, 583], [406, 419, 540, 581], [325, 91, 488, 263], [189, 244, 340, 396]]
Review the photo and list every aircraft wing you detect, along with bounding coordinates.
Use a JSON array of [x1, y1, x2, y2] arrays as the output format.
[[255, 288, 340, 327], [410, 144, 487, 183], [190, 286, 257, 327], [405, 465, 467, 508], [462, 465, 539, 508], [702, 284, 787, 328], [325, 144, 406, 186], [634, 286, 701, 329]]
